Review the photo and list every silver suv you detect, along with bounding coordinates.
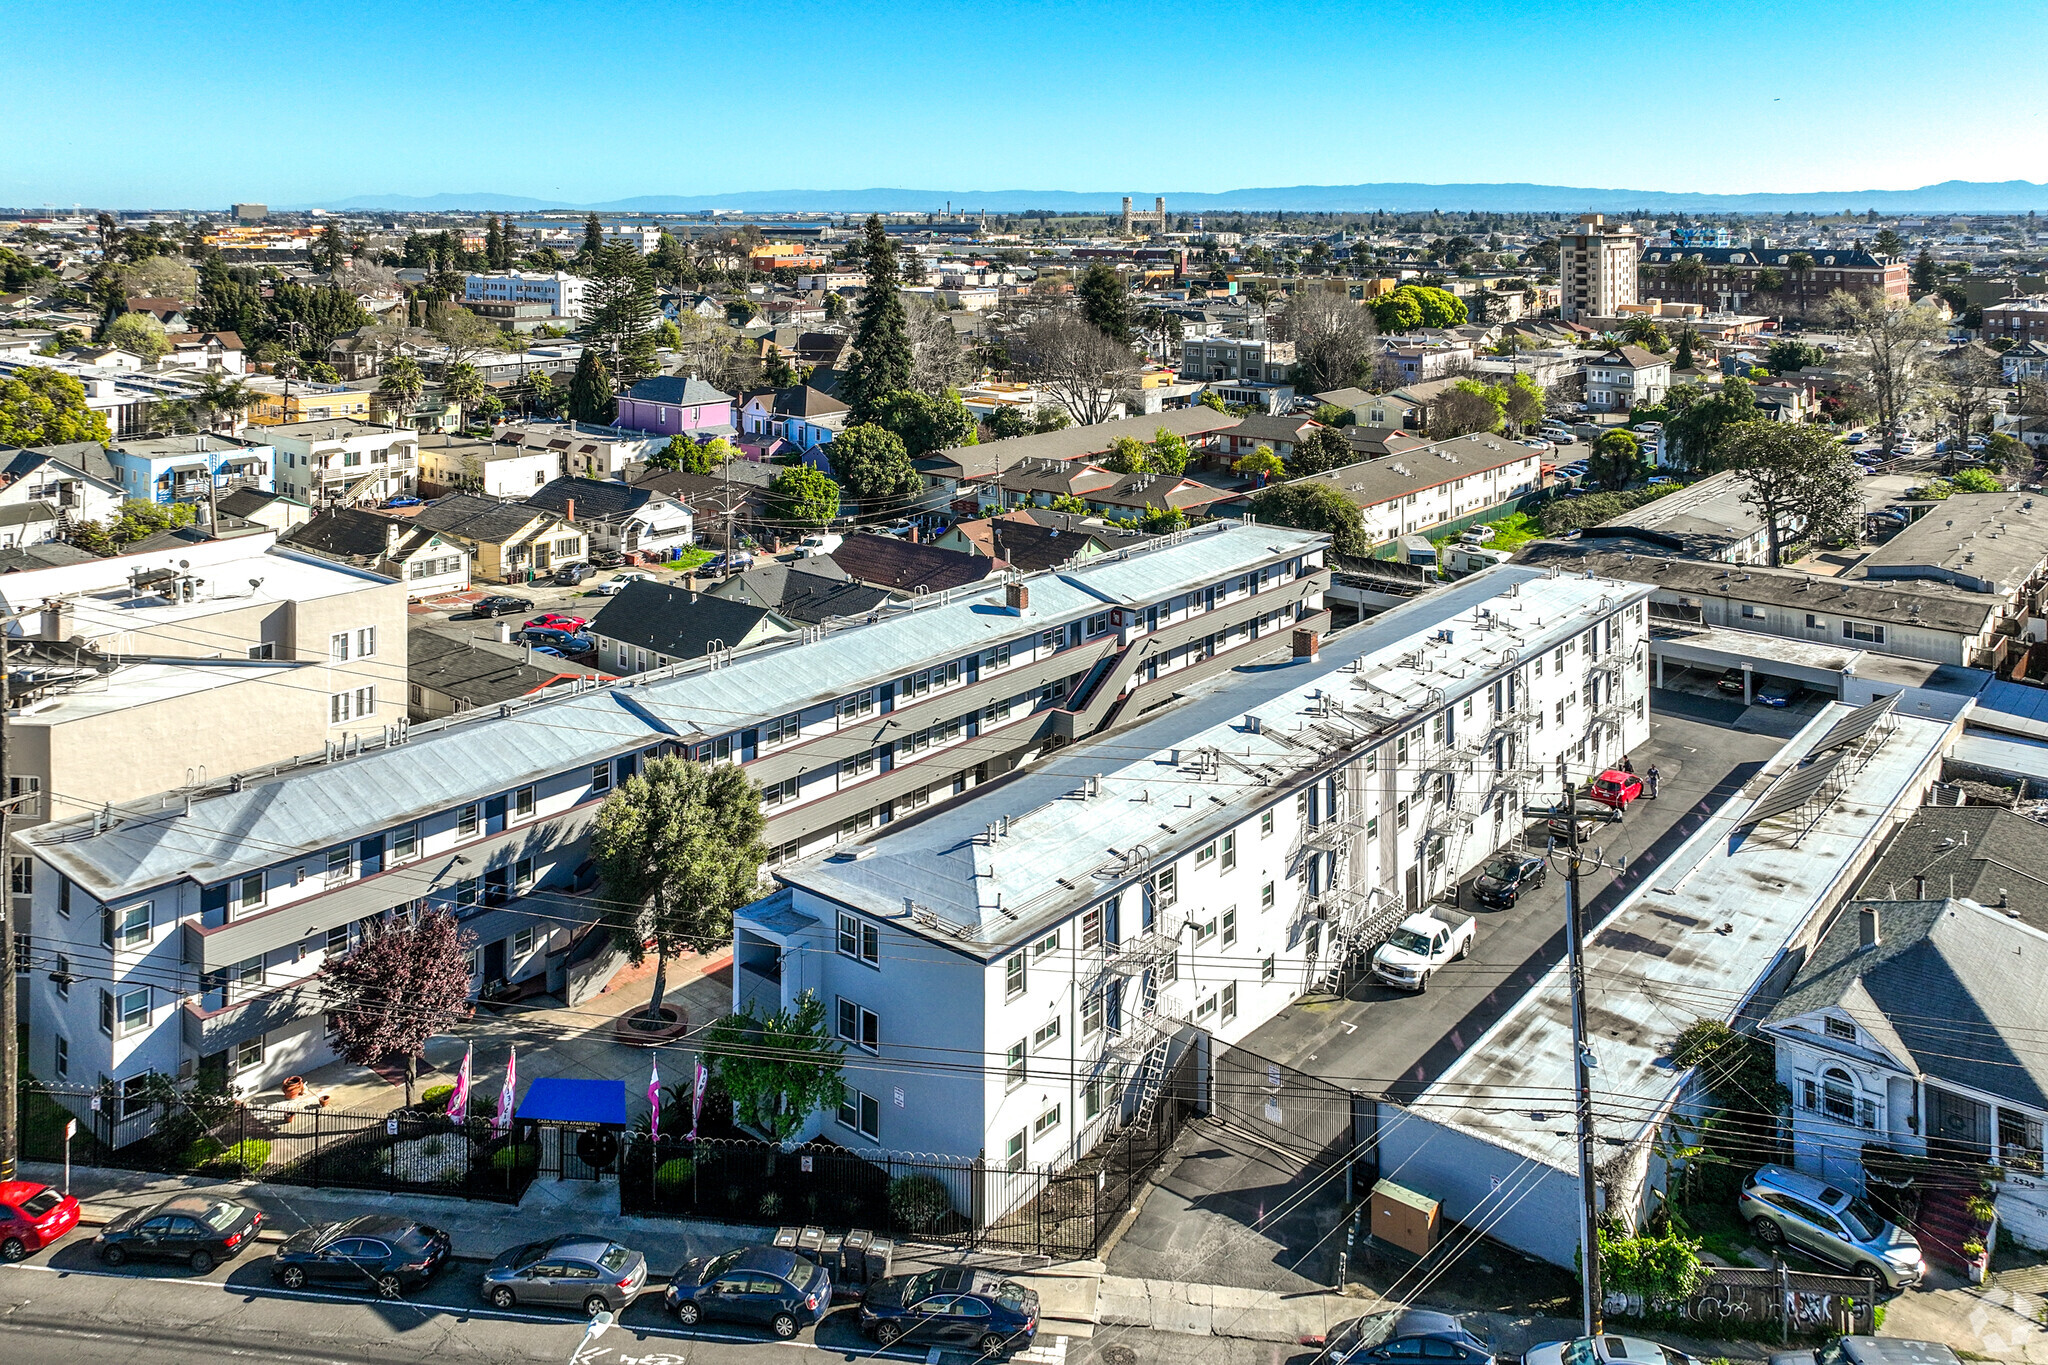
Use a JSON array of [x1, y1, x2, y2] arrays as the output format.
[[1738, 1165, 1924, 1289]]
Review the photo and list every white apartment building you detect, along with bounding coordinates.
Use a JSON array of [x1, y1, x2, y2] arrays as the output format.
[[1559, 213, 1639, 323], [463, 271, 588, 320], [1284, 433, 1543, 544], [733, 566, 1653, 1180], [603, 225, 662, 255], [1179, 337, 1297, 385], [15, 522, 1329, 1123], [264, 419, 420, 506]]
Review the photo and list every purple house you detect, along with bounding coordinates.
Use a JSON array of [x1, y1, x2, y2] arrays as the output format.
[[614, 376, 737, 438]]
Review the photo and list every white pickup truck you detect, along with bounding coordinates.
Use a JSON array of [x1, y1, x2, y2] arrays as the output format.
[[1370, 911, 1476, 992]]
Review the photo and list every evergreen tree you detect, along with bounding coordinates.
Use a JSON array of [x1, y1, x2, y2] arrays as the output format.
[[580, 213, 605, 264], [1077, 262, 1132, 344], [484, 216, 503, 271], [841, 216, 912, 425], [1674, 327, 1697, 372], [567, 349, 616, 425], [318, 222, 348, 273], [498, 219, 521, 269], [1911, 246, 1937, 295], [582, 243, 659, 383]]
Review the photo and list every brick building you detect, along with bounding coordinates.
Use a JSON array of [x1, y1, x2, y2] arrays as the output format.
[[1637, 246, 1907, 319]]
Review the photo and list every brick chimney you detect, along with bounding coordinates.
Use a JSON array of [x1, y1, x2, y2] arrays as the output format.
[[1291, 627, 1320, 663], [565, 497, 576, 524], [1005, 581, 1029, 613]]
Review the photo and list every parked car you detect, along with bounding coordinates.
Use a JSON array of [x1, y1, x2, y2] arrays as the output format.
[[795, 532, 844, 558], [1520, 438, 1553, 454], [480, 1234, 648, 1316], [1545, 812, 1601, 845], [1472, 852, 1547, 909], [554, 561, 594, 586], [1716, 666, 1749, 696], [589, 548, 625, 569], [1769, 1336, 1961, 1365], [665, 1245, 830, 1338], [1847, 431, 1868, 443], [515, 627, 595, 654], [384, 496, 423, 509], [1370, 911, 1475, 991], [525, 613, 589, 633], [0, 1181, 81, 1261], [1525, 1334, 1695, 1365], [860, 1266, 1039, 1355], [1633, 422, 1663, 436], [1755, 679, 1801, 708], [93, 1195, 262, 1272], [270, 1216, 453, 1295], [1739, 1165, 1924, 1290], [1586, 768, 1644, 813], [1325, 1309, 1497, 1364], [473, 595, 532, 618], [702, 552, 756, 574]]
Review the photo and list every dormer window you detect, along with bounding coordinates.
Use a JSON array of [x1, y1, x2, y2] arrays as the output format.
[[1824, 1016, 1855, 1042]]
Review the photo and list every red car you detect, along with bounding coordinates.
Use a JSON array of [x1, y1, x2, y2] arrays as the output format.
[[1587, 769, 1644, 813], [525, 613, 589, 633], [0, 1180, 81, 1261]]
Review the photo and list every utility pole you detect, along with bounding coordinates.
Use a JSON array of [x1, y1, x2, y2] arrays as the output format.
[[0, 627, 15, 1183]]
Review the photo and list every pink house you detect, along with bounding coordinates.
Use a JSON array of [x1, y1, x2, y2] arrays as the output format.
[[614, 376, 737, 438]]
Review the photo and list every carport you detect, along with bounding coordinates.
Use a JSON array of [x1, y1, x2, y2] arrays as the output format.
[[1649, 623, 1860, 705]]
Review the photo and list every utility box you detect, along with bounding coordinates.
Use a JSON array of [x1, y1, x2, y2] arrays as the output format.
[[1369, 1177, 1439, 1255]]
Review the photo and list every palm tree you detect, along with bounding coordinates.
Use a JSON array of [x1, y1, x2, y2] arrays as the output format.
[[191, 373, 257, 433], [377, 355, 425, 428]]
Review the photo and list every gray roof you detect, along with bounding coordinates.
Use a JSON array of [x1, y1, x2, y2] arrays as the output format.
[[588, 580, 794, 659], [1579, 470, 1766, 557], [828, 536, 998, 593], [927, 409, 1241, 482], [218, 487, 303, 518], [411, 493, 559, 545], [4, 440, 120, 485], [1271, 433, 1540, 511], [408, 630, 599, 706], [1515, 544, 2000, 636], [281, 507, 402, 560], [1851, 805, 2048, 935], [705, 561, 896, 625], [525, 476, 670, 523], [626, 375, 734, 407], [1766, 898, 2048, 1111], [1854, 491, 2048, 595], [0, 542, 99, 571]]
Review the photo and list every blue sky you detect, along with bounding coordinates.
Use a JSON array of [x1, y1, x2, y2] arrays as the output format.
[[10, 0, 2043, 207]]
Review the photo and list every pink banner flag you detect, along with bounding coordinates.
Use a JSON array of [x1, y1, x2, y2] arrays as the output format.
[[446, 1044, 473, 1123], [494, 1046, 517, 1137], [687, 1061, 707, 1140], [648, 1056, 661, 1143]]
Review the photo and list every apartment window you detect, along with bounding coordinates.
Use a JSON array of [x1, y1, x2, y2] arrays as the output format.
[[514, 857, 535, 895], [1080, 906, 1103, 950], [1034, 1104, 1062, 1139], [53, 1034, 67, 1080], [105, 986, 149, 1037], [761, 712, 801, 747], [1366, 816, 1379, 842], [590, 762, 612, 795], [513, 927, 535, 957], [1084, 1077, 1105, 1121], [390, 823, 419, 862], [326, 926, 350, 955], [1154, 866, 1178, 908], [1082, 991, 1103, 1035], [1740, 604, 1761, 620], [355, 626, 377, 658], [1222, 906, 1238, 947], [1842, 620, 1885, 644], [325, 847, 351, 886], [1032, 930, 1060, 960], [837, 1089, 881, 1142], [229, 955, 263, 1002], [1033, 1015, 1062, 1051], [513, 785, 536, 819], [1195, 841, 1216, 869], [837, 998, 880, 1051], [107, 901, 151, 949], [1260, 810, 1274, 838], [1006, 954, 1027, 1000], [1040, 629, 1060, 653], [762, 776, 800, 808], [1262, 954, 1276, 982], [53, 953, 69, 999], [247, 642, 275, 661], [1006, 1040, 1027, 1090], [1396, 797, 1410, 830], [458, 804, 480, 837], [1192, 913, 1217, 944], [983, 643, 1011, 671], [983, 697, 1013, 725], [1261, 881, 1275, 912], [837, 690, 875, 723], [836, 912, 880, 965], [329, 631, 350, 662], [1221, 833, 1236, 872], [1222, 982, 1238, 1022], [330, 687, 374, 722], [1005, 1130, 1026, 1171]]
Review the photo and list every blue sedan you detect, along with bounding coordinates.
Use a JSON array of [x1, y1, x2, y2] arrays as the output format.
[[860, 1267, 1038, 1355]]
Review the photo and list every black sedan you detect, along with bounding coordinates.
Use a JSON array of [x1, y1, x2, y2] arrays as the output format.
[[1327, 1308, 1499, 1364], [1472, 852, 1547, 908], [270, 1216, 452, 1296], [94, 1195, 262, 1273], [860, 1266, 1039, 1355], [665, 1245, 830, 1338], [473, 595, 532, 619]]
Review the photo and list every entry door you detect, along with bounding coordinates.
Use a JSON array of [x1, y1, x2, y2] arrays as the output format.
[[1404, 864, 1421, 913], [1930, 1087, 1992, 1160], [484, 938, 507, 985]]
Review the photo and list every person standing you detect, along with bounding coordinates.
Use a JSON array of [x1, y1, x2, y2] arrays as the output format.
[[1646, 764, 1660, 800]]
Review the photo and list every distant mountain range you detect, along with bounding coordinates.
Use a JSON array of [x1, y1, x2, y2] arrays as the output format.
[[299, 180, 2048, 215]]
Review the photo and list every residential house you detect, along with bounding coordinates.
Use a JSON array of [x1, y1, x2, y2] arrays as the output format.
[[972, 459, 1123, 514], [162, 331, 245, 374], [1342, 426, 1431, 460], [736, 386, 851, 458], [416, 432, 554, 499], [409, 494, 587, 583], [1218, 415, 1326, 462], [1177, 336, 1295, 384], [1251, 434, 1542, 544], [463, 271, 587, 320], [925, 410, 1241, 510], [828, 536, 1000, 594], [589, 581, 796, 675], [217, 487, 311, 535], [525, 476, 695, 558], [263, 419, 417, 506], [280, 506, 472, 599], [123, 297, 192, 331], [492, 421, 661, 481], [613, 376, 736, 439], [247, 381, 372, 427], [631, 463, 779, 539], [325, 331, 391, 381], [1986, 297, 2048, 346], [2001, 339, 2048, 387], [406, 629, 609, 721], [705, 561, 896, 625], [0, 443, 126, 540], [1086, 470, 1243, 521], [1571, 469, 1784, 563], [1383, 342, 1476, 383], [1585, 346, 1673, 413], [936, 513, 1122, 572], [103, 432, 276, 505]]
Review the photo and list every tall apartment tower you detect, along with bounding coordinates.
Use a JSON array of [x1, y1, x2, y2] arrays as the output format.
[[1558, 213, 1639, 322]]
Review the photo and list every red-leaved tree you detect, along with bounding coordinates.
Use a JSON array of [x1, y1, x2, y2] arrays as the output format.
[[320, 908, 475, 1106]]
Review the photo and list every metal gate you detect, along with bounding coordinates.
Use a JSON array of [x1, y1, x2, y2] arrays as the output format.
[[1211, 1042, 1358, 1176]]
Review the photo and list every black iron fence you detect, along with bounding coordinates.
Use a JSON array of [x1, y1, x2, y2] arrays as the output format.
[[16, 1082, 538, 1205]]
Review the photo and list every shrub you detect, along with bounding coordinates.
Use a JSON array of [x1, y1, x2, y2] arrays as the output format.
[[421, 1136, 445, 1158], [181, 1136, 226, 1168], [492, 1141, 539, 1173], [1598, 1225, 1709, 1302], [654, 1158, 695, 1196], [889, 1174, 952, 1232], [1952, 468, 2002, 493], [759, 1192, 783, 1219], [437, 1166, 467, 1187], [419, 1084, 456, 1112], [194, 1138, 271, 1177]]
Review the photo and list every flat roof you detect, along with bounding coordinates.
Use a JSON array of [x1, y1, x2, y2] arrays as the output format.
[[775, 565, 1653, 953], [1403, 702, 1954, 1172], [1650, 622, 1862, 673], [1856, 491, 2048, 591], [14, 659, 306, 723]]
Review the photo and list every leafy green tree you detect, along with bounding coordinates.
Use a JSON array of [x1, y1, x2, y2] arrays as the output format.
[[1981, 431, 2031, 475], [841, 216, 913, 425], [1032, 405, 1070, 432], [1663, 377, 1758, 471], [269, 280, 375, 358], [1588, 430, 1647, 491], [1501, 372, 1546, 431], [104, 312, 170, 362], [591, 757, 768, 1023], [443, 361, 484, 427], [107, 499, 196, 547], [1077, 262, 1132, 344], [876, 389, 978, 458], [1430, 379, 1506, 438], [377, 355, 425, 422], [986, 406, 1031, 440], [0, 366, 112, 446], [1369, 284, 1467, 333], [1199, 389, 1229, 413], [1102, 436, 1150, 474], [826, 423, 921, 506], [768, 464, 841, 527], [1250, 482, 1368, 556], [652, 434, 734, 475], [1049, 493, 1089, 514], [1723, 422, 1863, 565], [1311, 402, 1354, 428], [653, 318, 686, 351], [1140, 506, 1186, 533], [566, 348, 616, 425], [1232, 449, 1285, 485], [521, 368, 557, 416], [649, 232, 696, 288], [1951, 467, 2002, 492], [1288, 425, 1353, 478], [1765, 340, 1826, 374], [1149, 427, 1191, 475], [702, 992, 845, 1143]]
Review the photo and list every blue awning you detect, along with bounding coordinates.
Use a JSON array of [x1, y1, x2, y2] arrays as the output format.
[[515, 1077, 628, 1126]]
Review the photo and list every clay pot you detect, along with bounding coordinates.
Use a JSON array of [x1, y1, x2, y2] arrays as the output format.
[[282, 1076, 307, 1100]]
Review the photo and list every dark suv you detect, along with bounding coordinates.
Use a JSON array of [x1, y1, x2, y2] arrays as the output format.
[[1472, 852, 1546, 908], [665, 1245, 830, 1338], [271, 1216, 452, 1296]]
